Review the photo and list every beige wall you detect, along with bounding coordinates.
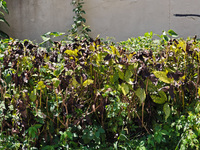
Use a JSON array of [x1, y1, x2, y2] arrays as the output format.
[[1, 0, 74, 42], [1, 0, 200, 42]]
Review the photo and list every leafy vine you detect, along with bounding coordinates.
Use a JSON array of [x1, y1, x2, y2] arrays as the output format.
[[0, 0, 9, 38], [70, 0, 91, 39]]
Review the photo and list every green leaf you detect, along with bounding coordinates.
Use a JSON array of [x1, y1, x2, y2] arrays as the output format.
[[153, 71, 171, 84], [98, 127, 105, 134], [96, 52, 102, 65], [168, 29, 178, 37], [44, 31, 65, 38], [0, 2, 3, 9], [147, 80, 157, 92], [64, 49, 78, 57], [135, 88, 146, 103], [89, 45, 95, 51], [118, 70, 124, 80], [155, 133, 162, 144], [128, 64, 136, 72], [71, 77, 79, 87], [34, 124, 42, 129], [37, 81, 46, 90], [151, 90, 167, 104], [41, 36, 51, 42], [159, 90, 167, 100], [66, 131, 73, 140], [114, 141, 118, 150], [125, 69, 133, 83], [163, 31, 169, 41], [5, 74, 11, 84], [0, 11, 4, 16], [126, 52, 136, 62], [1, 1, 9, 14], [163, 103, 170, 121], [0, 17, 9, 26], [4, 93, 11, 99], [151, 95, 161, 103], [53, 65, 64, 77], [82, 130, 93, 144], [40, 31, 64, 44], [30, 89, 37, 102], [52, 78, 60, 88], [113, 71, 119, 83], [28, 126, 37, 138], [83, 79, 94, 87], [0, 30, 9, 38], [121, 83, 129, 95], [0, 54, 4, 61], [36, 109, 46, 119], [198, 88, 200, 97], [111, 46, 120, 56]]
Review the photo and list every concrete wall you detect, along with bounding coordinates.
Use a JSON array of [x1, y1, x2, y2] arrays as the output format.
[[1, 0, 200, 42], [1, 0, 74, 42]]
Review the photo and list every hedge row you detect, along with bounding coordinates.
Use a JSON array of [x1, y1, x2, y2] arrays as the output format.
[[0, 32, 200, 149]]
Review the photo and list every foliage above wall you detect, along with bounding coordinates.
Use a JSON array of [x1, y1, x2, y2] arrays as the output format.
[[0, 0, 9, 38], [40, 0, 91, 46], [70, 0, 91, 38]]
